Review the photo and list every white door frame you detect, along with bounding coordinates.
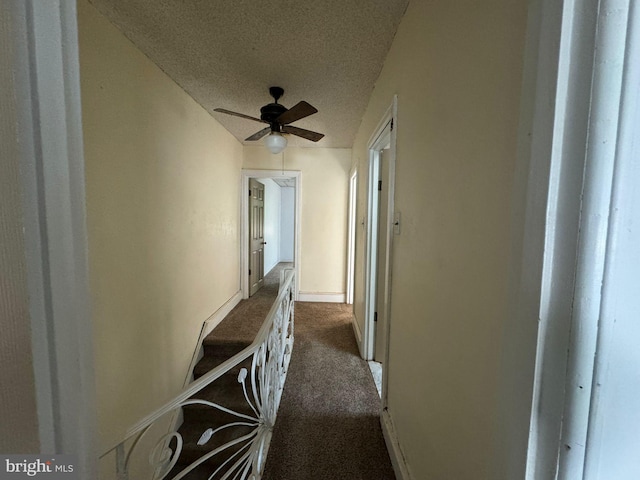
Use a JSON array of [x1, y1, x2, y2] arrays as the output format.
[[346, 167, 358, 305], [496, 0, 638, 478], [7, 0, 96, 476], [363, 97, 398, 400], [241, 169, 301, 300]]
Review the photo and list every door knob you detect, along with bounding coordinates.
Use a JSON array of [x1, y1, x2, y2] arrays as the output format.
[[261, 241, 267, 245]]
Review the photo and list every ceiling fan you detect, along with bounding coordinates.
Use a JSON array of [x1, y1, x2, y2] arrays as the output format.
[[214, 87, 324, 153]]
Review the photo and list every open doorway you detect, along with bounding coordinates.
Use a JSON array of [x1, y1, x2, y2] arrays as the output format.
[[248, 177, 295, 297], [241, 170, 301, 300], [363, 98, 397, 403]]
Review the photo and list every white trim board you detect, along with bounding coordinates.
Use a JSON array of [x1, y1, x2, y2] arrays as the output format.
[[346, 167, 358, 305], [363, 100, 397, 362], [494, 0, 639, 478], [381, 409, 413, 480], [362, 96, 398, 415], [10, 1, 96, 475], [351, 315, 363, 349], [297, 292, 346, 303]]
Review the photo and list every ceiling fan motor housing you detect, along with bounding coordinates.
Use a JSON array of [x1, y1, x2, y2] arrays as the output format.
[[261, 86, 287, 129], [260, 103, 287, 126]]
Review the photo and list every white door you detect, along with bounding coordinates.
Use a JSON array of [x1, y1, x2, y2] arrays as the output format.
[[374, 148, 390, 363], [249, 179, 265, 296]]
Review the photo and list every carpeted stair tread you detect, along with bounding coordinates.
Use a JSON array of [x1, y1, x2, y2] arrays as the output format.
[[165, 463, 215, 480], [182, 381, 256, 424], [167, 422, 257, 479], [192, 355, 252, 381], [202, 334, 253, 348], [202, 322, 262, 349], [201, 339, 252, 362], [200, 264, 289, 348], [174, 422, 257, 464]]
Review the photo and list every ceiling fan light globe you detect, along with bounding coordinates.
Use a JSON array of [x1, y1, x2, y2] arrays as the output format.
[[264, 132, 287, 154]]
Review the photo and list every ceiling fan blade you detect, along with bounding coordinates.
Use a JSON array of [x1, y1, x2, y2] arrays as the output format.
[[282, 125, 325, 142], [245, 127, 271, 141], [276, 101, 318, 125], [214, 108, 267, 124]]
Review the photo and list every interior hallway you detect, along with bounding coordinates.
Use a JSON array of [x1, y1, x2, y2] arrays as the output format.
[[263, 301, 395, 479], [210, 263, 394, 479]]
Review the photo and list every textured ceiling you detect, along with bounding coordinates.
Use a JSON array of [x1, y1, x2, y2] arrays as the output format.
[[87, 0, 409, 148]]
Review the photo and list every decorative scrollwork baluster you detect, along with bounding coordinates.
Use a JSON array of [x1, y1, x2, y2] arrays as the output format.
[[106, 270, 295, 480]]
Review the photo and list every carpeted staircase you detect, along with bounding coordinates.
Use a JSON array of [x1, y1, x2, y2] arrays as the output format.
[[168, 264, 290, 479], [165, 261, 394, 479]]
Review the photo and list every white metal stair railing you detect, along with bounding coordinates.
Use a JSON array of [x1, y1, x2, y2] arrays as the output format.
[[101, 269, 295, 480]]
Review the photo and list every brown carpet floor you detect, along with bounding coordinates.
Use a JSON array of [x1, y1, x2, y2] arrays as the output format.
[[263, 302, 396, 480], [205, 263, 292, 345], [207, 263, 396, 479]]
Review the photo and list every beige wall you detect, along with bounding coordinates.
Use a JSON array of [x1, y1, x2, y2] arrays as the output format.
[[352, 0, 528, 478], [78, 0, 243, 455], [0, 5, 40, 453], [243, 147, 351, 297]]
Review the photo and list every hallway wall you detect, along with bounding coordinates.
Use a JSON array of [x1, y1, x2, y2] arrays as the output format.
[[351, 0, 528, 478], [78, 0, 243, 456], [280, 187, 295, 262], [244, 147, 351, 300]]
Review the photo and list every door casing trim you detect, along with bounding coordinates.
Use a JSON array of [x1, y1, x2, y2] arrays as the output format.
[[363, 96, 398, 408], [241, 170, 301, 300]]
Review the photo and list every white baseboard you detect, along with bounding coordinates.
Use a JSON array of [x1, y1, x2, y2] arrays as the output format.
[[381, 409, 413, 480], [352, 315, 363, 356], [297, 292, 346, 303]]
